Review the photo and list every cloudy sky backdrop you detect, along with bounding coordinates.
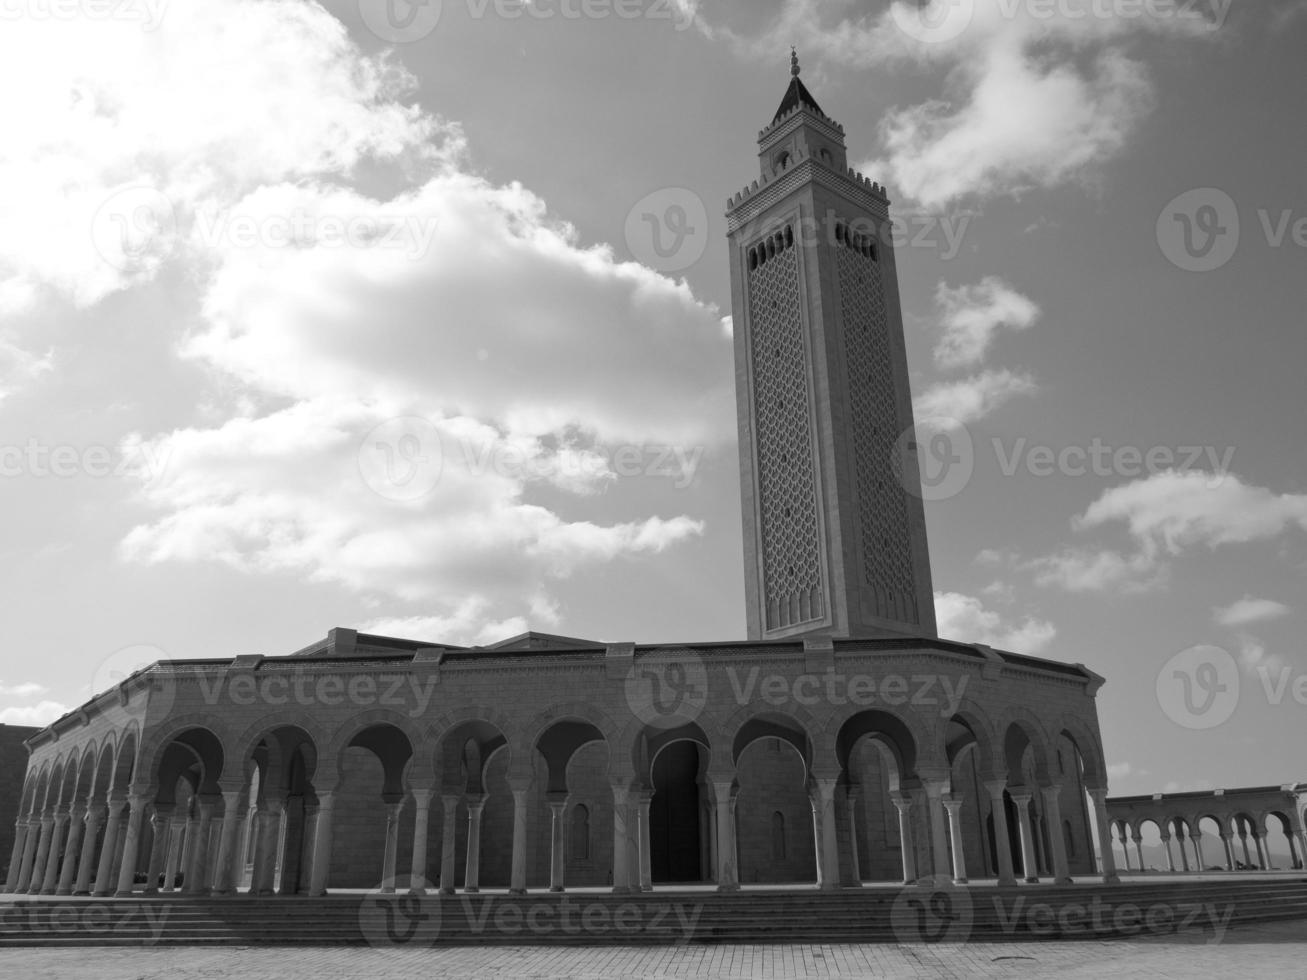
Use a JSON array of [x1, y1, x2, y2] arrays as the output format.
[[0, 0, 1304, 802]]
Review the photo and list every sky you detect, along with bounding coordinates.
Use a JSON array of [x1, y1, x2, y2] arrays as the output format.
[[0, 0, 1304, 802]]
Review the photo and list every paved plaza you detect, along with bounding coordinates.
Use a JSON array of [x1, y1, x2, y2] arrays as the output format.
[[1, 918, 1304, 980]]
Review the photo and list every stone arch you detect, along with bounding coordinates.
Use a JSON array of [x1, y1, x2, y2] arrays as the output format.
[[1053, 714, 1107, 789], [830, 708, 922, 784], [429, 709, 513, 795], [998, 711, 1054, 788], [149, 726, 225, 803], [44, 758, 66, 810], [229, 714, 330, 783], [141, 713, 234, 783], [72, 743, 97, 804], [941, 700, 1000, 776], [725, 705, 817, 771], [30, 765, 50, 815]]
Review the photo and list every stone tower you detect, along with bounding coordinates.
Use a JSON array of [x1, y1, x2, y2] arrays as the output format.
[[726, 52, 937, 642]]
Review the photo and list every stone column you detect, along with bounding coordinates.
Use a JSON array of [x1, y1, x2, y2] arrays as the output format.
[[943, 796, 968, 885], [438, 795, 459, 895], [463, 794, 485, 892], [142, 805, 171, 895], [1253, 832, 1268, 870], [1039, 786, 1072, 884], [211, 792, 243, 896], [27, 814, 53, 894], [305, 792, 335, 897], [1294, 831, 1307, 872], [74, 806, 103, 895], [184, 799, 216, 895], [984, 780, 1017, 886], [1239, 829, 1252, 868], [1220, 832, 1235, 871], [253, 802, 284, 895], [409, 788, 433, 894], [1133, 835, 1145, 872], [842, 786, 863, 887], [4, 820, 30, 892], [1161, 833, 1176, 872], [1175, 826, 1190, 872], [40, 809, 70, 894], [14, 819, 40, 892], [1192, 831, 1206, 871], [610, 783, 632, 894], [114, 794, 148, 896], [92, 798, 125, 896], [637, 790, 653, 892], [162, 818, 185, 893], [921, 778, 953, 886], [710, 779, 738, 891], [380, 799, 404, 892], [547, 793, 568, 893], [810, 777, 840, 890], [1009, 792, 1039, 883], [509, 785, 529, 895], [1120, 827, 1133, 871], [178, 810, 200, 893], [892, 796, 917, 885]]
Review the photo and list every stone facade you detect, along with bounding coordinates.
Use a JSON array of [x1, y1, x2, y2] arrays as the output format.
[[0, 724, 38, 881]]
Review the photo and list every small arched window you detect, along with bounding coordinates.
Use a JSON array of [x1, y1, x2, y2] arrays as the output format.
[[774, 151, 791, 174], [570, 804, 590, 861]]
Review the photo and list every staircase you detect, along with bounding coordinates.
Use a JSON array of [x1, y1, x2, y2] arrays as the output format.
[[3, 878, 1306, 947]]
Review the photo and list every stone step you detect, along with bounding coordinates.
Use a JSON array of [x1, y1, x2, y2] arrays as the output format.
[[4, 879, 1306, 946]]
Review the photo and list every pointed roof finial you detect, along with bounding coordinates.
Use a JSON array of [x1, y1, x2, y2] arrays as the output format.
[[791, 47, 801, 77]]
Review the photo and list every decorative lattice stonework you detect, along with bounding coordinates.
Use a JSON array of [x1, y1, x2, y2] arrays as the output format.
[[746, 228, 823, 630], [835, 238, 919, 625]]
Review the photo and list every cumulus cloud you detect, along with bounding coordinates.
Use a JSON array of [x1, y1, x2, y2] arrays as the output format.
[[931, 277, 1041, 370], [1213, 596, 1292, 628], [0, 701, 69, 727], [688, 0, 1220, 207], [934, 590, 1056, 654], [1, 2, 732, 639], [914, 368, 1037, 425], [1030, 470, 1307, 593]]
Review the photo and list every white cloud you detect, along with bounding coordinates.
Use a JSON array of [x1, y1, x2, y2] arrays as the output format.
[[0, 681, 48, 698], [690, 0, 1219, 208], [1235, 632, 1283, 677], [1076, 470, 1307, 552], [0, 701, 67, 727], [1028, 547, 1168, 593], [38, 3, 735, 636], [932, 277, 1040, 370], [1213, 596, 1292, 628], [934, 590, 1056, 654], [1030, 470, 1307, 593], [1106, 761, 1146, 781], [914, 368, 1037, 425]]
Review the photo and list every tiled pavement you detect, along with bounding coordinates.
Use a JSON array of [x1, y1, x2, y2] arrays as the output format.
[[2, 919, 1305, 979]]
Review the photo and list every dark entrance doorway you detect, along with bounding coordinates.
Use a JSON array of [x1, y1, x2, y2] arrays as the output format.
[[650, 740, 702, 882]]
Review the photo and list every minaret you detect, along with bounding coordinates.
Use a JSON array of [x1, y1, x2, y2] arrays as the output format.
[[726, 52, 937, 641]]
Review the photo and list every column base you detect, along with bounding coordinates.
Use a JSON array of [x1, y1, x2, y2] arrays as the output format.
[[996, 877, 1017, 887], [508, 888, 526, 896], [463, 886, 479, 894], [1102, 873, 1121, 885], [1053, 876, 1073, 885], [641, 884, 653, 892], [611, 885, 635, 895], [952, 877, 969, 885], [548, 885, 564, 893], [1023, 876, 1040, 884], [438, 886, 454, 896], [113, 888, 135, 898], [408, 886, 428, 896], [715, 883, 741, 893]]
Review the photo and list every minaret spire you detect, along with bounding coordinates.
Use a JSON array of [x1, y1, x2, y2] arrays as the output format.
[[790, 46, 800, 77]]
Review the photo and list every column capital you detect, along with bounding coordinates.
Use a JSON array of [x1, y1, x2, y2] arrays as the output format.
[[545, 791, 570, 808], [1008, 790, 1033, 805], [982, 778, 1008, 799], [410, 786, 435, 806], [465, 793, 487, 813], [890, 794, 913, 815]]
